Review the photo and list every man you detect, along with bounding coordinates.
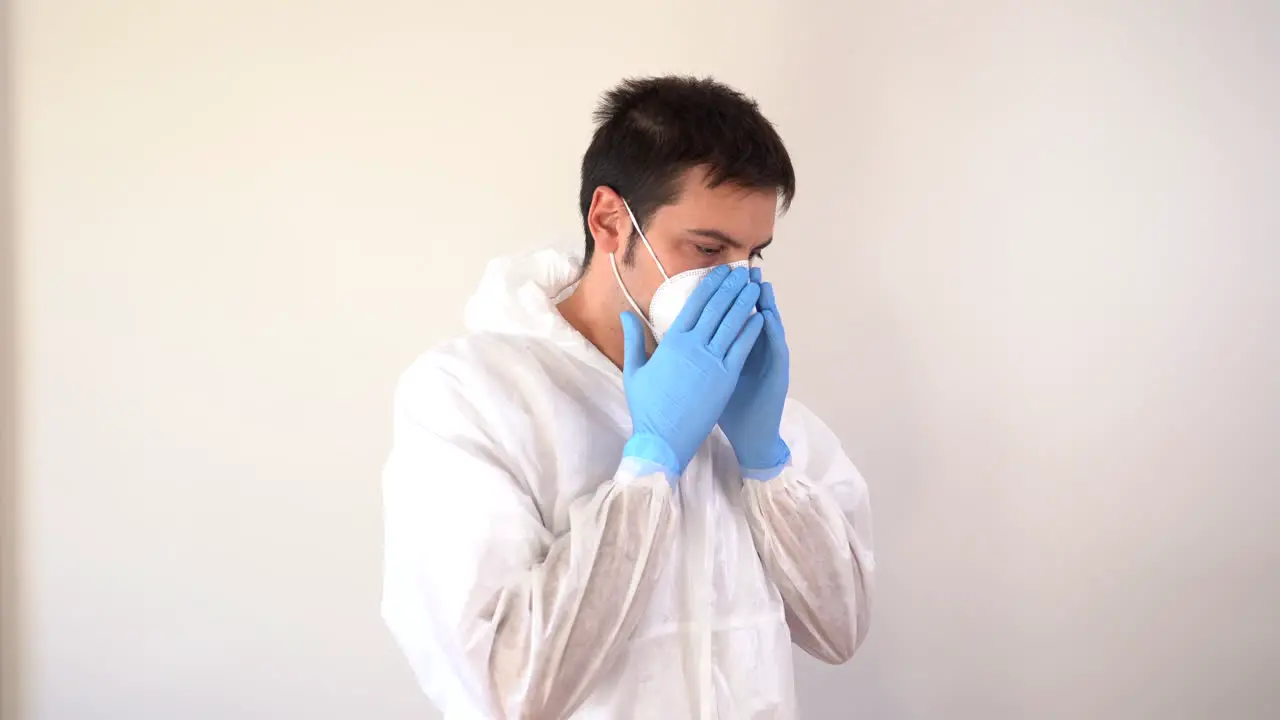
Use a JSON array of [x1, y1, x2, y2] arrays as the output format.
[[382, 76, 874, 719]]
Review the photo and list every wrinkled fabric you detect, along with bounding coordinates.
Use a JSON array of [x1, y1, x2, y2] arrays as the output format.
[[381, 249, 875, 719], [742, 405, 876, 664]]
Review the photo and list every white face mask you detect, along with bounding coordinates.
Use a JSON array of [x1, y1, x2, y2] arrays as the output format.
[[609, 200, 752, 342]]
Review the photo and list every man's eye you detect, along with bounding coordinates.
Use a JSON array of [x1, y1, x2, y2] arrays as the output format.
[[750, 249, 765, 260], [695, 245, 722, 257]]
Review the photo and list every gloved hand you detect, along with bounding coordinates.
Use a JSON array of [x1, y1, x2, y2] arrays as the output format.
[[719, 267, 792, 479], [621, 265, 764, 478]]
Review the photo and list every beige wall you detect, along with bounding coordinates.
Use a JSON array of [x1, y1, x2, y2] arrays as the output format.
[[7, 1, 1279, 719], [2, 0, 17, 718]]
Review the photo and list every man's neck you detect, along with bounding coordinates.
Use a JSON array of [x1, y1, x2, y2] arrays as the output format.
[[557, 263, 633, 371]]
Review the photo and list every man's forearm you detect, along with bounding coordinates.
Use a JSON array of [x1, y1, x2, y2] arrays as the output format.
[[742, 467, 873, 664], [475, 468, 676, 718]]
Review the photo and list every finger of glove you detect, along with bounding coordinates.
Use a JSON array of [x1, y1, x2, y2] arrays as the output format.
[[620, 311, 648, 380], [694, 266, 750, 342], [670, 265, 732, 334], [726, 312, 766, 371], [763, 308, 787, 349], [709, 282, 761, 358], [758, 281, 778, 314], [749, 267, 763, 285]]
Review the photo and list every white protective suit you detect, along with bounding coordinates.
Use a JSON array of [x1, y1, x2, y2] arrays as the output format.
[[381, 249, 875, 720]]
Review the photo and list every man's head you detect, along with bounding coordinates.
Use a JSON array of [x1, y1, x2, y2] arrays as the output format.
[[578, 76, 795, 318]]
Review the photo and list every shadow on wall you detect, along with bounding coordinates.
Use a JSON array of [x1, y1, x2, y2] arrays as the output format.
[[1, 3, 20, 719], [765, 5, 923, 719]]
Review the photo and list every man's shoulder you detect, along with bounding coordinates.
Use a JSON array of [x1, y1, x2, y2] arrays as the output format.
[[393, 332, 559, 411], [412, 331, 544, 373], [780, 396, 839, 449]]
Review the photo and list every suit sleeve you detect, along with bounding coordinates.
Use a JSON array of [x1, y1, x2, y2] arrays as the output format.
[[381, 359, 676, 719], [740, 400, 875, 664]]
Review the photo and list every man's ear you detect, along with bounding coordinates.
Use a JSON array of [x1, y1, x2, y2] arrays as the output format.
[[586, 186, 629, 256]]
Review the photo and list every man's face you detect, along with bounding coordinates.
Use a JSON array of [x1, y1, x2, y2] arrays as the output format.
[[617, 166, 777, 316]]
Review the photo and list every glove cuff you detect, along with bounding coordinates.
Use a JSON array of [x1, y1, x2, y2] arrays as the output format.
[[623, 433, 683, 480], [739, 438, 792, 481]]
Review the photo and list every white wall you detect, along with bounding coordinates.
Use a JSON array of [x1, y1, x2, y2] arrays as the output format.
[[775, 4, 1280, 718], [7, 1, 1278, 719]]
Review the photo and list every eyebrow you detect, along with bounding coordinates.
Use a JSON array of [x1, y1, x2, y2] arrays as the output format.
[[687, 228, 773, 251]]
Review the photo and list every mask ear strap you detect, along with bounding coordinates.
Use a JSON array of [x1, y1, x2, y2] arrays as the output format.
[[621, 199, 670, 281], [610, 252, 657, 336]]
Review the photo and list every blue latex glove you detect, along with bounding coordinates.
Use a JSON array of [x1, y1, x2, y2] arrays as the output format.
[[719, 267, 792, 479], [621, 266, 764, 478]]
